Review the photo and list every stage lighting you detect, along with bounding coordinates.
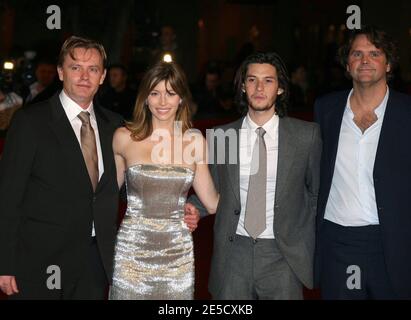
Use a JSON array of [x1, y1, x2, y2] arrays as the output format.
[[3, 61, 14, 70], [163, 53, 173, 63]]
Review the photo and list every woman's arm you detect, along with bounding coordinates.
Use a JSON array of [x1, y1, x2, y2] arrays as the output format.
[[191, 133, 219, 214], [112, 127, 128, 189]]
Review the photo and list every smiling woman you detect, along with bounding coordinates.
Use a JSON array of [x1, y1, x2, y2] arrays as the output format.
[[126, 61, 192, 141], [147, 80, 181, 124], [108, 61, 219, 300]]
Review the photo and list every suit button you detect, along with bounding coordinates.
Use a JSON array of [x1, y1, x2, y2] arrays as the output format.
[[378, 207, 383, 212], [92, 196, 97, 202], [229, 236, 234, 242], [234, 209, 240, 215]]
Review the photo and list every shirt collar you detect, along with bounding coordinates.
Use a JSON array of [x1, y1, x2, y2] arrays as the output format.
[[244, 112, 279, 140], [59, 89, 96, 122], [346, 86, 389, 119]]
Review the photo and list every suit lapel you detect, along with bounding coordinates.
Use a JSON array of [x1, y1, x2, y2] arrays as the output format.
[[224, 118, 243, 204], [94, 103, 114, 193], [373, 90, 405, 180], [323, 92, 347, 185], [274, 118, 296, 205], [48, 93, 93, 193]]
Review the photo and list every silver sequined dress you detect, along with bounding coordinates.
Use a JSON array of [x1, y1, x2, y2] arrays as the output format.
[[109, 164, 195, 300]]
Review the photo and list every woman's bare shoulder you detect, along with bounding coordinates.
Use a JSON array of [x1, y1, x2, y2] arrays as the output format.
[[113, 127, 134, 152], [114, 126, 132, 140]]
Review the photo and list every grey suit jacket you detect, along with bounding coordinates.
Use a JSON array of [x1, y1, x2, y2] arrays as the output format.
[[190, 116, 321, 296]]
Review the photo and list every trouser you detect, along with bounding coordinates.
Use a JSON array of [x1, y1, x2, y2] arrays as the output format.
[[10, 237, 108, 300], [319, 220, 397, 300], [214, 235, 303, 300]]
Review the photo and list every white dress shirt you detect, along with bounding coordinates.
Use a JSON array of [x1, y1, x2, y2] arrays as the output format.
[[236, 113, 279, 239], [59, 90, 104, 236], [324, 87, 389, 226]]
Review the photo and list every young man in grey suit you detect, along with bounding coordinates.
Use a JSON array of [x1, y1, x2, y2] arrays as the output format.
[[188, 52, 322, 299]]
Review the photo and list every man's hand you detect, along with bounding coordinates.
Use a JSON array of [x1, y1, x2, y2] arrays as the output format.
[[0, 275, 19, 296], [184, 203, 200, 232]]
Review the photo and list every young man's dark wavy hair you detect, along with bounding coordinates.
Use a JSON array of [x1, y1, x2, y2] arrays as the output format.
[[234, 52, 289, 118], [338, 26, 399, 80]]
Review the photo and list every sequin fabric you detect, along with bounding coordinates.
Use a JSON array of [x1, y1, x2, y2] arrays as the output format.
[[109, 164, 195, 300]]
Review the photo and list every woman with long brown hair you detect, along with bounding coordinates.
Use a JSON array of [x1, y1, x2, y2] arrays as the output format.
[[109, 61, 219, 299]]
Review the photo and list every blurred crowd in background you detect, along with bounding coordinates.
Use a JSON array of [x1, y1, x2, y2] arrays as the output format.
[[2, 0, 411, 136]]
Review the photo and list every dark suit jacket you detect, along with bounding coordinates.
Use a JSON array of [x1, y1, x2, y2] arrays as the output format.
[[314, 89, 411, 299], [190, 116, 321, 296], [0, 92, 123, 286]]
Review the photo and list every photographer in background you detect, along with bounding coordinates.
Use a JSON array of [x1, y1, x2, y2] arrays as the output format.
[[0, 89, 23, 137], [0, 62, 23, 136], [22, 58, 60, 106]]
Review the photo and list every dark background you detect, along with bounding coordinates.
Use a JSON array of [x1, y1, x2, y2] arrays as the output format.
[[1, 0, 411, 87], [1, 0, 411, 300]]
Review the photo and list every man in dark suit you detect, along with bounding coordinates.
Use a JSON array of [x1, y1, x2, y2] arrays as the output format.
[[314, 26, 411, 299], [0, 36, 124, 299], [22, 59, 59, 106], [189, 52, 321, 299]]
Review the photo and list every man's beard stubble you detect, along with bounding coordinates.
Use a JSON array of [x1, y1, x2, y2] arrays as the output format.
[[248, 101, 276, 112]]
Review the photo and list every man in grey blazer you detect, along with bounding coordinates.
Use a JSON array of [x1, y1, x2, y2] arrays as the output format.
[[189, 52, 321, 299]]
